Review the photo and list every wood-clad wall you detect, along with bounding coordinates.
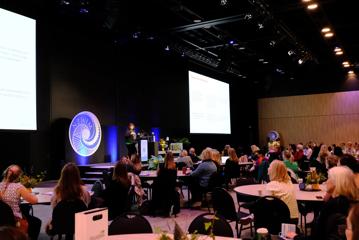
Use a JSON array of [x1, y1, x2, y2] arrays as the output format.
[[258, 91, 359, 146]]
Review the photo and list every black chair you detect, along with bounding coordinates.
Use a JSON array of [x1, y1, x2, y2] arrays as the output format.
[[0, 200, 16, 227], [49, 199, 88, 240], [252, 196, 291, 235], [188, 213, 234, 238], [201, 171, 221, 212], [108, 213, 152, 235], [212, 187, 254, 238]]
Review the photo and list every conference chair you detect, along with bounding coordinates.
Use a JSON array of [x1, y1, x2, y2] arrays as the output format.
[[188, 213, 234, 238], [108, 213, 152, 235]]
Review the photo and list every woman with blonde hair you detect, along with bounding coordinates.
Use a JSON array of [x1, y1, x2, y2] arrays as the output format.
[[266, 160, 299, 223], [0, 165, 41, 239], [211, 149, 221, 168], [313, 166, 359, 240]]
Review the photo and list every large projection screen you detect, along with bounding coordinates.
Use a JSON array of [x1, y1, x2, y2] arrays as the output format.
[[189, 71, 231, 134], [0, 8, 36, 130]]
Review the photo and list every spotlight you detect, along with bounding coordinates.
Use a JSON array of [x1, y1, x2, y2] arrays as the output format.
[[258, 23, 264, 29], [239, 47, 246, 50], [269, 40, 276, 47], [348, 70, 354, 74], [79, 8, 89, 14], [324, 32, 334, 38], [229, 40, 235, 45], [220, 0, 228, 6], [298, 59, 304, 65], [321, 27, 331, 33], [342, 61, 349, 65], [335, 51, 343, 55], [307, 3, 318, 10], [258, 58, 264, 62], [302, 0, 311, 2], [288, 50, 295, 56], [263, 61, 269, 64], [165, 45, 170, 51], [334, 47, 342, 52]]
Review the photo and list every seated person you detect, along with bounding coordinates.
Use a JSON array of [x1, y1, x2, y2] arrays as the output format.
[[224, 148, 241, 183], [339, 154, 359, 188], [312, 166, 359, 240], [130, 154, 142, 175], [150, 151, 178, 216], [189, 148, 217, 208], [283, 150, 299, 180], [103, 162, 131, 220], [266, 160, 299, 224], [175, 150, 194, 169], [254, 150, 269, 183], [0, 165, 41, 240], [189, 147, 200, 163]]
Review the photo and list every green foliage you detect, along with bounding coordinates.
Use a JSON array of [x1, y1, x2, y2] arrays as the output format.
[[20, 171, 46, 188]]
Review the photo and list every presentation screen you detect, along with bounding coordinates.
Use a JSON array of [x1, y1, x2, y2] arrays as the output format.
[[0, 8, 36, 130], [189, 71, 231, 134]]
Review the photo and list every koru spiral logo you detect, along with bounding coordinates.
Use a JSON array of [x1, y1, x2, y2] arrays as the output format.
[[69, 111, 102, 157]]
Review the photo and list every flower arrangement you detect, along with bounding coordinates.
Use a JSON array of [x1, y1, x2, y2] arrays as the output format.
[[305, 168, 325, 190], [20, 171, 46, 189], [159, 138, 168, 151]]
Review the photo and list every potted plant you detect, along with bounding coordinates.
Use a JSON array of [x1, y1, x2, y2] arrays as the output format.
[[20, 171, 46, 191]]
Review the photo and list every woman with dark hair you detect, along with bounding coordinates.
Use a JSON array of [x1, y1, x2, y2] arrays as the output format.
[[346, 203, 359, 240], [130, 153, 142, 175], [150, 151, 178, 216], [339, 154, 359, 188], [51, 163, 91, 207], [104, 162, 131, 220], [0, 165, 41, 240]]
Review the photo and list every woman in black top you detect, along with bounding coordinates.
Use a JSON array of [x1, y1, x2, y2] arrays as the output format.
[[150, 151, 178, 216], [104, 162, 131, 220]]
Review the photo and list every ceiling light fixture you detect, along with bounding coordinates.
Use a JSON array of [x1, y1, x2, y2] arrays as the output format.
[[302, 0, 311, 2], [335, 51, 343, 55], [342, 61, 349, 65], [307, 3, 318, 10], [334, 47, 342, 52], [298, 59, 304, 65], [348, 70, 354, 74], [324, 32, 334, 38], [321, 27, 331, 33]]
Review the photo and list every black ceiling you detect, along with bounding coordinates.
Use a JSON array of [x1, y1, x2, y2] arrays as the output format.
[[2, 0, 359, 90]]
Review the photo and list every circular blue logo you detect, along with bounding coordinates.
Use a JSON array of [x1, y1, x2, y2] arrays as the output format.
[[69, 111, 102, 157]]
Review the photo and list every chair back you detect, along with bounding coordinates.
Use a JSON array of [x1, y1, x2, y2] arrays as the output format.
[[175, 162, 187, 170], [212, 188, 237, 221], [51, 199, 88, 237], [252, 196, 290, 234], [236, 178, 258, 203], [188, 213, 234, 238], [91, 180, 104, 197], [0, 200, 16, 227], [108, 213, 152, 235]]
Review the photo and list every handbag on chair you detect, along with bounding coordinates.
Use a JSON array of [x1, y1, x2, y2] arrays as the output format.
[[15, 217, 29, 234]]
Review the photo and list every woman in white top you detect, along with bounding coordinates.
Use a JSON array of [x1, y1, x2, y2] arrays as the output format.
[[266, 160, 299, 222], [0, 165, 41, 239]]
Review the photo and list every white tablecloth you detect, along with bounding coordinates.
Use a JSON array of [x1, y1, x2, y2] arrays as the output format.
[[107, 233, 235, 240]]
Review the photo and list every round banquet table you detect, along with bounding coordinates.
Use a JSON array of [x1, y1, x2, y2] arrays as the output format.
[[234, 183, 326, 202], [139, 170, 190, 180], [106, 233, 236, 240]]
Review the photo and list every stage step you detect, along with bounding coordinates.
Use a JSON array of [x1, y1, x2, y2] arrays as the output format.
[[81, 177, 102, 184]]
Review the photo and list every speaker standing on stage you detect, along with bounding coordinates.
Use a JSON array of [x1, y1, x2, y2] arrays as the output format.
[[125, 122, 137, 156]]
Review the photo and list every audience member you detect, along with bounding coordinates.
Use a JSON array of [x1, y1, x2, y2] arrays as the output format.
[[222, 144, 231, 156], [188, 147, 200, 163], [224, 148, 240, 183], [326, 154, 339, 169], [266, 160, 299, 223], [176, 150, 194, 168], [210, 149, 221, 168], [339, 154, 359, 188], [130, 153, 142, 175], [190, 148, 217, 208], [151, 151, 178, 216], [313, 166, 359, 240], [0, 165, 41, 240], [103, 162, 131, 220], [283, 150, 299, 175]]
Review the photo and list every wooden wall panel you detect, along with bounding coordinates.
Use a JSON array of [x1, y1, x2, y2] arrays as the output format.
[[258, 91, 359, 146]]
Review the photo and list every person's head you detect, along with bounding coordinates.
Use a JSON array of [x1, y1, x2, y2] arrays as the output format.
[[0, 226, 28, 240], [180, 150, 188, 157], [327, 155, 339, 169], [268, 160, 290, 183], [2, 165, 22, 183], [112, 162, 130, 186], [283, 150, 293, 162], [55, 163, 83, 201], [201, 148, 213, 160], [326, 166, 359, 201], [211, 149, 221, 165], [296, 144, 304, 152], [164, 151, 176, 169], [334, 146, 344, 157], [251, 145, 260, 154], [130, 154, 140, 164], [340, 154, 359, 173], [347, 141, 353, 149], [319, 144, 328, 154], [228, 148, 239, 162], [189, 147, 196, 156], [346, 203, 359, 240], [128, 122, 135, 130]]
